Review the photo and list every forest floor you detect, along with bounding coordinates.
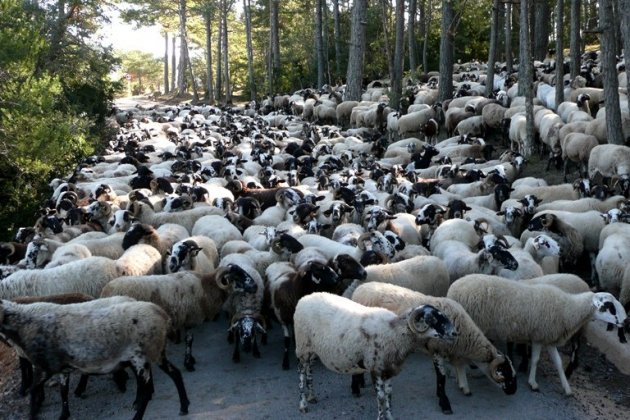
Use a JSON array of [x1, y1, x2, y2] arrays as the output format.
[[1, 97, 629, 419]]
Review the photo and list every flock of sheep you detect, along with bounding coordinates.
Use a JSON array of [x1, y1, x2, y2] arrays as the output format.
[[1, 51, 630, 420]]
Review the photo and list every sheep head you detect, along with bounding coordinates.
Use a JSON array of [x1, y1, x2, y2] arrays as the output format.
[[215, 264, 258, 294], [407, 304, 457, 341], [592, 293, 626, 328], [488, 355, 517, 395]]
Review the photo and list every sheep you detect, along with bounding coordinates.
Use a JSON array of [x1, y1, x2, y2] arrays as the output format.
[[190, 214, 243, 251], [127, 200, 223, 234], [535, 195, 626, 214], [561, 133, 599, 182], [101, 269, 231, 371], [352, 282, 517, 414], [266, 254, 341, 370], [587, 144, 630, 180], [297, 233, 363, 261], [0, 242, 26, 265], [217, 254, 267, 363], [447, 274, 626, 395], [595, 223, 630, 306], [495, 236, 558, 280], [122, 222, 189, 258], [557, 94, 592, 123], [508, 113, 527, 154], [454, 115, 485, 137], [54, 231, 126, 261], [45, 243, 93, 268], [165, 236, 219, 273], [510, 183, 579, 202], [359, 255, 451, 297], [481, 103, 508, 136], [0, 298, 190, 419], [0, 244, 163, 299], [293, 292, 456, 418]]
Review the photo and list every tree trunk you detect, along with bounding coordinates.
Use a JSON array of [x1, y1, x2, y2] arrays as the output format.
[[177, 0, 188, 96], [332, 0, 342, 81], [185, 39, 199, 103], [381, 0, 394, 82], [521, 0, 536, 157], [422, 0, 432, 75], [171, 36, 177, 92], [244, 0, 256, 100], [613, 0, 622, 56], [505, 1, 513, 73], [205, 10, 215, 103], [345, 0, 367, 101], [486, 0, 499, 97], [599, 0, 625, 144], [315, 0, 325, 88], [222, 0, 231, 104], [216, 11, 223, 101], [438, 0, 455, 102], [323, 1, 331, 85], [270, 0, 280, 70], [570, 0, 581, 79], [408, 0, 417, 74], [391, 0, 405, 109], [555, 0, 564, 108], [533, 0, 551, 61], [164, 33, 169, 94], [621, 0, 630, 113]]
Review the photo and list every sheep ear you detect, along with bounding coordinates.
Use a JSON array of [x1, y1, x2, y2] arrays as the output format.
[[496, 210, 505, 216], [190, 246, 203, 256]]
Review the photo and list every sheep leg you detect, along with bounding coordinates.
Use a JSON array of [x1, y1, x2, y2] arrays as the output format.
[[351, 373, 365, 397], [18, 357, 33, 397], [374, 375, 394, 420], [432, 356, 453, 414], [131, 365, 153, 420], [253, 335, 261, 359], [232, 329, 241, 363], [282, 325, 291, 370], [112, 367, 129, 393], [564, 332, 582, 378], [29, 368, 52, 419], [298, 358, 316, 413], [59, 373, 70, 420], [158, 355, 190, 415], [184, 331, 196, 371], [453, 361, 471, 396], [73, 374, 89, 397], [547, 346, 572, 395], [528, 343, 542, 392]]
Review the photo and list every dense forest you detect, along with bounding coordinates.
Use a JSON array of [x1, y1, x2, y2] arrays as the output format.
[[0, 0, 628, 239]]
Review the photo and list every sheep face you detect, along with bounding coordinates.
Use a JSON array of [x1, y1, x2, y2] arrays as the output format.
[[167, 240, 202, 273], [230, 316, 266, 353], [496, 206, 522, 226], [408, 304, 457, 341], [271, 233, 303, 258], [35, 213, 64, 235], [109, 210, 136, 233], [486, 245, 518, 271], [592, 293, 627, 327], [323, 202, 354, 225], [532, 234, 561, 257], [331, 254, 367, 281], [482, 356, 517, 395], [519, 195, 541, 214], [415, 204, 447, 226], [446, 200, 472, 220], [304, 261, 340, 288]]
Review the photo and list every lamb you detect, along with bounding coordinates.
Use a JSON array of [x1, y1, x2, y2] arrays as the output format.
[[0, 244, 163, 299], [127, 200, 223, 234], [266, 254, 341, 369], [293, 292, 456, 419], [352, 282, 517, 414], [0, 298, 190, 419], [166, 236, 219, 273], [587, 144, 630, 180], [447, 274, 626, 395], [191, 214, 243, 250], [561, 133, 599, 182], [101, 268, 231, 371]]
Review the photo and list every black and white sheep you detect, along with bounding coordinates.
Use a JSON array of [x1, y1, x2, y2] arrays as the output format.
[[294, 292, 456, 419], [165, 236, 219, 273], [447, 274, 626, 395]]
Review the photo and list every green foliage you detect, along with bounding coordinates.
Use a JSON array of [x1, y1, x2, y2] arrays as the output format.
[[118, 50, 164, 93], [0, 1, 118, 240]]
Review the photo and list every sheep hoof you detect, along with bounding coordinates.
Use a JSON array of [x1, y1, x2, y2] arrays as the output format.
[[179, 408, 189, 416], [529, 385, 540, 392], [282, 360, 290, 370], [184, 364, 195, 372], [464, 391, 472, 397], [442, 409, 453, 415]]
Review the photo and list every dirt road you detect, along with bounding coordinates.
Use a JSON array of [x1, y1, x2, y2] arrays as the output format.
[[1, 316, 628, 420]]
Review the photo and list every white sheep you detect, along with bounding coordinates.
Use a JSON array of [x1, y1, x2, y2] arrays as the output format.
[[297, 233, 362, 261], [588, 144, 630, 180], [0, 244, 163, 299], [561, 132, 599, 181], [101, 269, 229, 371], [191, 214, 243, 251], [293, 292, 456, 418], [123, 222, 189, 257], [596, 223, 630, 306], [0, 298, 190, 419], [352, 282, 517, 414], [447, 274, 626, 395], [127, 200, 223, 233]]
